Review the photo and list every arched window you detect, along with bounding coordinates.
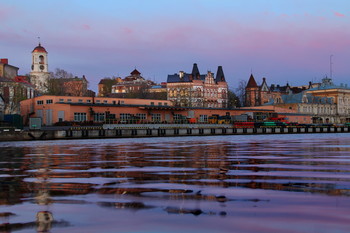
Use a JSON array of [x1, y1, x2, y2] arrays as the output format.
[[39, 55, 44, 64]]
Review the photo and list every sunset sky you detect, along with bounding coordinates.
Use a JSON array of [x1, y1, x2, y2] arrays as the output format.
[[1, 0, 349, 91]]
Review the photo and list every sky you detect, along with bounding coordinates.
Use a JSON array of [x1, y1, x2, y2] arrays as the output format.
[[1, 0, 350, 92]]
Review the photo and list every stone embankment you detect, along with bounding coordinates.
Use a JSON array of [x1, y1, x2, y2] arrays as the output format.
[[0, 124, 349, 141]]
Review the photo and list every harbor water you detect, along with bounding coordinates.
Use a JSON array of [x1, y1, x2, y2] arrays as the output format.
[[0, 133, 350, 233]]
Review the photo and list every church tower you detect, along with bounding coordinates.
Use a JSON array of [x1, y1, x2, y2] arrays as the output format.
[[30, 43, 49, 93]]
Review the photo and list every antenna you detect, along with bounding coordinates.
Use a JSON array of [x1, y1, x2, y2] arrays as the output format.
[[330, 55, 333, 79]]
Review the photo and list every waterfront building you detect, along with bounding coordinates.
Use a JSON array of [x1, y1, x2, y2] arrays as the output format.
[[247, 77, 350, 123], [245, 74, 318, 107], [30, 43, 50, 93], [0, 59, 37, 114], [305, 77, 350, 123], [20, 95, 174, 125], [20, 95, 312, 126], [167, 63, 228, 108]]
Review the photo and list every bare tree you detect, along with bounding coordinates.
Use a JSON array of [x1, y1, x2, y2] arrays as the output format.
[[236, 80, 247, 107], [53, 68, 74, 79], [6, 84, 27, 114], [227, 89, 241, 108], [46, 68, 88, 96]]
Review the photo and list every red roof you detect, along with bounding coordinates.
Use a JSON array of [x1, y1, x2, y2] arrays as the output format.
[[32, 43, 47, 53], [246, 74, 258, 88]]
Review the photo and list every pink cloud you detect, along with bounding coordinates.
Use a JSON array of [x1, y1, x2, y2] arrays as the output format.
[[334, 12, 345, 17], [82, 24, 91, 30]]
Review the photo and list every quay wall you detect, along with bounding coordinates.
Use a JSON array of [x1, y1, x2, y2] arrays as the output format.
[[0, 125, 349, 141]]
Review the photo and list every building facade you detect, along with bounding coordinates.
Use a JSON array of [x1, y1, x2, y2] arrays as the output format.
[[250, 77, 350, 123], [48, 76, 89, 96], [20, 95, 278, 126], [111, 69, 155, 95], [167, 64, 228, 108], [21, 96, 174, 125], [245, 74, 320, 107], [306, 78, 350, 123], [0, 59, 36, 114]]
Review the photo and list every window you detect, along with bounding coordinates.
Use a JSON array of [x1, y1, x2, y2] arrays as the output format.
[[96, 100, 101, 103], [78, 99, 83, 103], [151, 102, 155, 105], [151, 113, 161, 122], [199, 115, 208, 123], [120, 113, 131, 122], [94, 113, 105, 122], [158, 102, 162, 106], [37, 100, 44, 105], [74, 113, 87, 122], [87, 100, 91, 103], [103, 100, 108, 104], [173, 114, 185, 123], [46, 99, 53, 104], [164, 103, 168, 106], [67, 99, 72, 102], [136, 113, 147, 120], [59, 99, 64, 102]]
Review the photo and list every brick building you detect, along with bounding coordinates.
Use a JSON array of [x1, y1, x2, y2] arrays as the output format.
[[167, 63, 228, 108]]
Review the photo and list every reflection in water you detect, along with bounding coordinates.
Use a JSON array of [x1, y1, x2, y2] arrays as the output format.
[[0, 134, 350, 232]]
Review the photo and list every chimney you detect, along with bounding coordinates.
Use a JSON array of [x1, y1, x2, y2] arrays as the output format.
[[0, 59, 8, 64], [179, 71, 184, 78]]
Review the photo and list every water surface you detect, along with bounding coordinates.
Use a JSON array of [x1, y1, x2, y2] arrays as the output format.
[[0, 133, 350, 232]]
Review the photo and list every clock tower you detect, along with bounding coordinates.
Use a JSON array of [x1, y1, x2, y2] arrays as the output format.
[[30, 43, 49, 93]]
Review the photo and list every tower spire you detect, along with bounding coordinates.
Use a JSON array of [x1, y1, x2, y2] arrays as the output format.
[[191, 63, 200, 79], [215, 66, 226, 82]]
